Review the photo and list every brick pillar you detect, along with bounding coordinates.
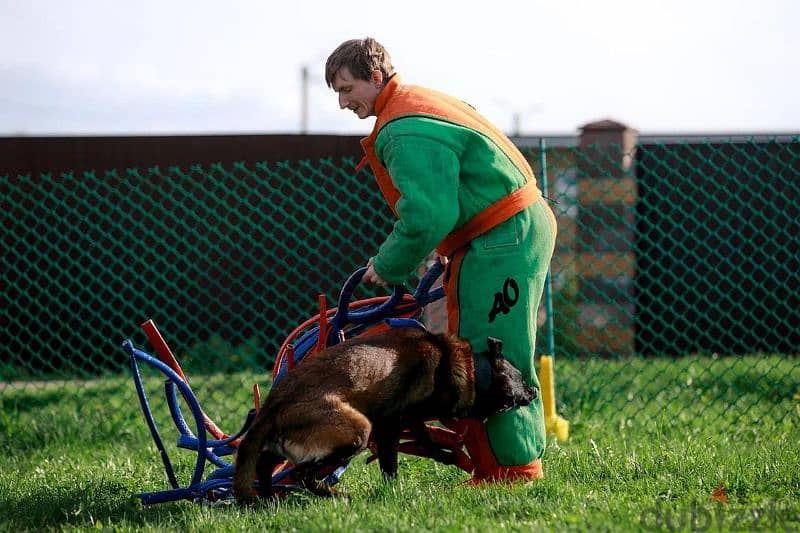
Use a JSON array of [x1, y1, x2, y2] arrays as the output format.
[[575, 120, 638, 356]]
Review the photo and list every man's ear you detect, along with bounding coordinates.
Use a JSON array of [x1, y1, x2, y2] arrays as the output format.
[[371, 69, 384, 87]]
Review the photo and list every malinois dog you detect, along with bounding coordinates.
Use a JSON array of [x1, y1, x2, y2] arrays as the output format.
[[233, 327, 536, 503]]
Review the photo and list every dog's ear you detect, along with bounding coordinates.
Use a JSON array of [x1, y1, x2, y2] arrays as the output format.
[[486, 337, 504, 361]]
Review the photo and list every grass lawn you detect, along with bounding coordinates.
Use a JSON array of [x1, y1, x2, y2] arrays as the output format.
[[1, 355, 798, 532]]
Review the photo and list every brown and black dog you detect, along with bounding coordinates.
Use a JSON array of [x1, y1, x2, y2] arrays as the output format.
[[232, 327, 536, 503]]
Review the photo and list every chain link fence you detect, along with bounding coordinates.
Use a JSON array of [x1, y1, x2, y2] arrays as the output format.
[[525, 136, 799, 428], [2, 136, 798, 433]]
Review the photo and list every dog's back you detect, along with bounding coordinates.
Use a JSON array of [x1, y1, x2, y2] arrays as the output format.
[[267, 328, 469, 420]]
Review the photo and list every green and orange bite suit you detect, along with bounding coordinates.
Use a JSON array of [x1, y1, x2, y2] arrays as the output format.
[[358, 75, 557, 482]]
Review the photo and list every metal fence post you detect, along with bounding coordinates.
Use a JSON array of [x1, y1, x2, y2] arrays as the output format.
[[539, 137, 556, 358]]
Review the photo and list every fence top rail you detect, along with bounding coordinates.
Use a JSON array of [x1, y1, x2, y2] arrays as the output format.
[[513, 132, 800, 149], [637, 133, 799, 145]]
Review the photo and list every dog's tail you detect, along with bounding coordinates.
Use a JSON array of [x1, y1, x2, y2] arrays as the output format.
[[232, 414, 274, 503]]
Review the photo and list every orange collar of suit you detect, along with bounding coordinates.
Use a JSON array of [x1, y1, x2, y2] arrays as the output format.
[[357, 75, 541, 258]]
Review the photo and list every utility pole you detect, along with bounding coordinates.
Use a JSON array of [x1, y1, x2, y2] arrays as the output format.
[[301, 65, 309, 134], [512, 111, 521, 137]]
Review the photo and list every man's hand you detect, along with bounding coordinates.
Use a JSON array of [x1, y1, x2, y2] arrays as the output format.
[[363, 257, 389, 287]]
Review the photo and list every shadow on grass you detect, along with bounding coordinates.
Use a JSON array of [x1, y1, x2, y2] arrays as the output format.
[[1, 476, 338, 531], [2, 387, 86, 413], [690, 370, 798, 405], [2, 379, 134, 414], [556, 356, 799, 427], [1, 405, 146, 455], [1, 478, 181, 530]]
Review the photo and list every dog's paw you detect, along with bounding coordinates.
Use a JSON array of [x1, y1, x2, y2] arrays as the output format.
[[234, 492, 259, 506], [306, 479, 342, 498]]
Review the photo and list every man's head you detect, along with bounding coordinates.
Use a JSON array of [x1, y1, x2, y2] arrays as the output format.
[[325, 37, 395, 119]]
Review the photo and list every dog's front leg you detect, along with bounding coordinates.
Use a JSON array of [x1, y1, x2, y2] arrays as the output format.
[[255, 451, 283, 499], [371, 421, 401, 478]]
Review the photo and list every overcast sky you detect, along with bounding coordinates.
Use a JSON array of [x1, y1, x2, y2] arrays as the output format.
[[1, 0, 798, 137]]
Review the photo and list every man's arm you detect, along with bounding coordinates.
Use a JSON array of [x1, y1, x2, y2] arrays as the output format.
[[370, 131, 460, 284]]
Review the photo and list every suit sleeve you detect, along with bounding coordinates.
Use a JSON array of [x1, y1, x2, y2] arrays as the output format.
[[371, 131, 460, 283]]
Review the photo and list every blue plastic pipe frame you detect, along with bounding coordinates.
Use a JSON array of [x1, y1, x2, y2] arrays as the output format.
[[124, 262, 445, 504]]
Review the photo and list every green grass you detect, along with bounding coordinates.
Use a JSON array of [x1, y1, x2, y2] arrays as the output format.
[[1, 356, 798, 532]]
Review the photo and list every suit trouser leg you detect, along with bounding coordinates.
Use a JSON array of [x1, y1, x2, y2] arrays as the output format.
[[445, 198, 556, 480]]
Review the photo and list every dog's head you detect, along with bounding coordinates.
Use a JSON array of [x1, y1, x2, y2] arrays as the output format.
[[469, 337, 537, 419]]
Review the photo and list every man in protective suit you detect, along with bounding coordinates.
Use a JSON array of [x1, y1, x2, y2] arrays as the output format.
[[325, 37, 557, 483]]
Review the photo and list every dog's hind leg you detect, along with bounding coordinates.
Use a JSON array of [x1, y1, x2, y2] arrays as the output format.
[[287, 404, 372, 496], [293, 440, 366, 497]]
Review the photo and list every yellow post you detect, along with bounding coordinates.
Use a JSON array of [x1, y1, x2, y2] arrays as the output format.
[[539, 355, 569, 442]]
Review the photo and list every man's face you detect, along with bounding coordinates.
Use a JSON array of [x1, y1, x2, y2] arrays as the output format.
[[331, 67, 382, 119]]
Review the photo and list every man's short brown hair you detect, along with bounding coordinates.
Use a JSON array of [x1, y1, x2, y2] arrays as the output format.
[[325, 37, 395, 87]]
